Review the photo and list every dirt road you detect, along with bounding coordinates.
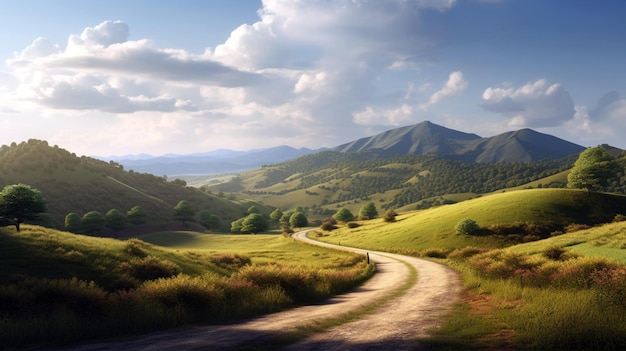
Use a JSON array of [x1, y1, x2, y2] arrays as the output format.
[[52, 231, 460, 350]]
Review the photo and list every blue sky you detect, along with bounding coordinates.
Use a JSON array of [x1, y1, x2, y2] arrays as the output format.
[[1, 0, 625, 156]]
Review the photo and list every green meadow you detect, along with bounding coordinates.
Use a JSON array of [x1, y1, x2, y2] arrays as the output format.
[[0, 226, 373, 350], [312, 188, 626, 349]]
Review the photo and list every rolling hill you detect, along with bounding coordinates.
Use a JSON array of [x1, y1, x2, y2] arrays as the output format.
[[0, 140, 269, 230]]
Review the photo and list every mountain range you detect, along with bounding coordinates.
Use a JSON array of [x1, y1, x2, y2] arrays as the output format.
[[107, 121, 587, 176]]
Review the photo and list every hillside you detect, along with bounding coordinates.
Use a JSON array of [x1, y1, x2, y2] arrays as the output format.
[[0, 140, 268, 230], [331, 121, 585, 162], [208, 150, 579, 218], [312, 188, 626, 252]]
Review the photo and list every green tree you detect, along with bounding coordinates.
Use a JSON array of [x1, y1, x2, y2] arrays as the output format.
[[241, 213, 268, 234], [358, 202, 378, 220], [279, 211, 293, 226], [64, 212, 82, 233], [455, 219, 480, 235], [230, 218, 245, 233], [269, 208, 283, 223], [0, 184, 47, 232], [199, 211, 221, 231], [81, 211, 105, 234], [567, 146, 621, 191], [247, 205, 260, 214], [127, 205, 147, 230], [173, 200, 195, 225], [289, 211, 308, 229], [333, 208, 354, 223], [105, 209, 127, 235]]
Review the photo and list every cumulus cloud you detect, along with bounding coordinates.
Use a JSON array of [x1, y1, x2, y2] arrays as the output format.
[[2, 0, 468, 153], [422, 71, 467, 108], [589, 91, 626, 121], [480, 79, 575, 127]]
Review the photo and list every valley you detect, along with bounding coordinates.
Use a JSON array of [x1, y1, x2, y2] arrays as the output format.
[[1, 122, 626, 349]]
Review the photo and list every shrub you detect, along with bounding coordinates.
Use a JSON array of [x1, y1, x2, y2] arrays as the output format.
[[210, 253, 251, 269], [455, 219, 480, 235], [613, 214, 626, 222], [448, 247, 492, 260], [383, 209, 398, 222], [118, 256, 181, 281], [564, 223, 592, 233], [347, 222, 360, 229], [421, 248, 449, 259], [542, 246, 568, 261], [320, 217, 337, 231]]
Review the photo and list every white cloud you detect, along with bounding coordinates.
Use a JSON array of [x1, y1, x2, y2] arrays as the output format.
[[480, 79, 575, 127], [353, 104, 414, 126], [422, 71, 467, 108]]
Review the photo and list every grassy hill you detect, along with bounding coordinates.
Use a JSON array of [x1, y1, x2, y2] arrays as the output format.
[[0, 225, 372, 349], [0, 140, 270, 230], [312, 188, 626, 252], [207, 150, 580, 219]]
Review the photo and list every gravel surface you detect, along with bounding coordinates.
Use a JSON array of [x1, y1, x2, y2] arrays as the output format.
[[47, 230, 461, 351]]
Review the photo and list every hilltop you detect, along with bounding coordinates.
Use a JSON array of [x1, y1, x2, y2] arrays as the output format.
[[331, 121, 585, 162], [0, 140, 268, 230]]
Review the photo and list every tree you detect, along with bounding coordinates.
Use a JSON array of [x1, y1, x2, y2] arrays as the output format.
[[127, 205, 147, 230], [567, 146, 621, 191], [173, 200, 195, 225], [289, 211, 308, 229], [247, 205, 260, 214], [81, 211, 105, 234], [241, 213, 268, 234], [0, 184, 47, 232], [269, 208, 283, 223], [199, 211, 221, 231], [279, 211, 294, 226], [105, 209, 127, 235], [64, 212, 82, 233], [230, 218, 245, 233], [333, 208, 354, 223], [455, 219, 480, 235], [358, 202, 378, 220]]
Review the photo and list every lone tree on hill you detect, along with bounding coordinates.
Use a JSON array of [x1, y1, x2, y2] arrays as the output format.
[[567, 146, 621, 192], [0, 184, 47, 232], [174, 200, 195, 225], [334, 208, 355, 223], [359, 202, 379, 220]]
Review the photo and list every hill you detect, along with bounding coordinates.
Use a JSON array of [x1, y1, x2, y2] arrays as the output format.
[[331, 121, 586, 162], [106, 145, 322, 176], [208, 150, 579, 218], [0, 140, 268, 230], [312, 188, 626, 252]]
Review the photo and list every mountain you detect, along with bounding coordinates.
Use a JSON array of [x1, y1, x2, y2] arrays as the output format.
[[332, 121, 481, 155], [331, 121, 586, 162], [107, 145, 322, 176]]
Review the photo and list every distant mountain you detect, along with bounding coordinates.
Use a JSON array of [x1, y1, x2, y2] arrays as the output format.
[[107, 146, 323, 176], [331, 121, 586, 162]]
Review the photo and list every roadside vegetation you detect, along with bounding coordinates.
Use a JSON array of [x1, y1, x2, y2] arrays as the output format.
[[0, 225, 373, 350], [312, 188, 626, 349]]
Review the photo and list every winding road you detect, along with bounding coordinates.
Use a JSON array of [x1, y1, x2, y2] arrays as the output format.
[[52, 230, 461, 350]]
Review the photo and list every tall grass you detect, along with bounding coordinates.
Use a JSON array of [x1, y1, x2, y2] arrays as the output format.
[[424, 247, 626, 349], [0, 226, 374, 350]]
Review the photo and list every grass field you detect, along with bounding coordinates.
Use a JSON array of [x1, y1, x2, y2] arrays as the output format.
[[0, 225, 373, 350], [308, 188, 626, 349]]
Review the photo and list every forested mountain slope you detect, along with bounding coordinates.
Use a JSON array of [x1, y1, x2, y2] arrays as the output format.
[[0, 140, 265, 229]]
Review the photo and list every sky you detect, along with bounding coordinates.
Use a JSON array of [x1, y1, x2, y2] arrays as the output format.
[[1, 0, 625, 157]]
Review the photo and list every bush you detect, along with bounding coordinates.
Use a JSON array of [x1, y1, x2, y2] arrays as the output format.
[[118, 256, 181, 281], [347, 222, 360, 229], [383, 209, 398, 222], [421, 248, 449, 259], [455, 219, 480, 235], [613, 214, 626, 222]]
